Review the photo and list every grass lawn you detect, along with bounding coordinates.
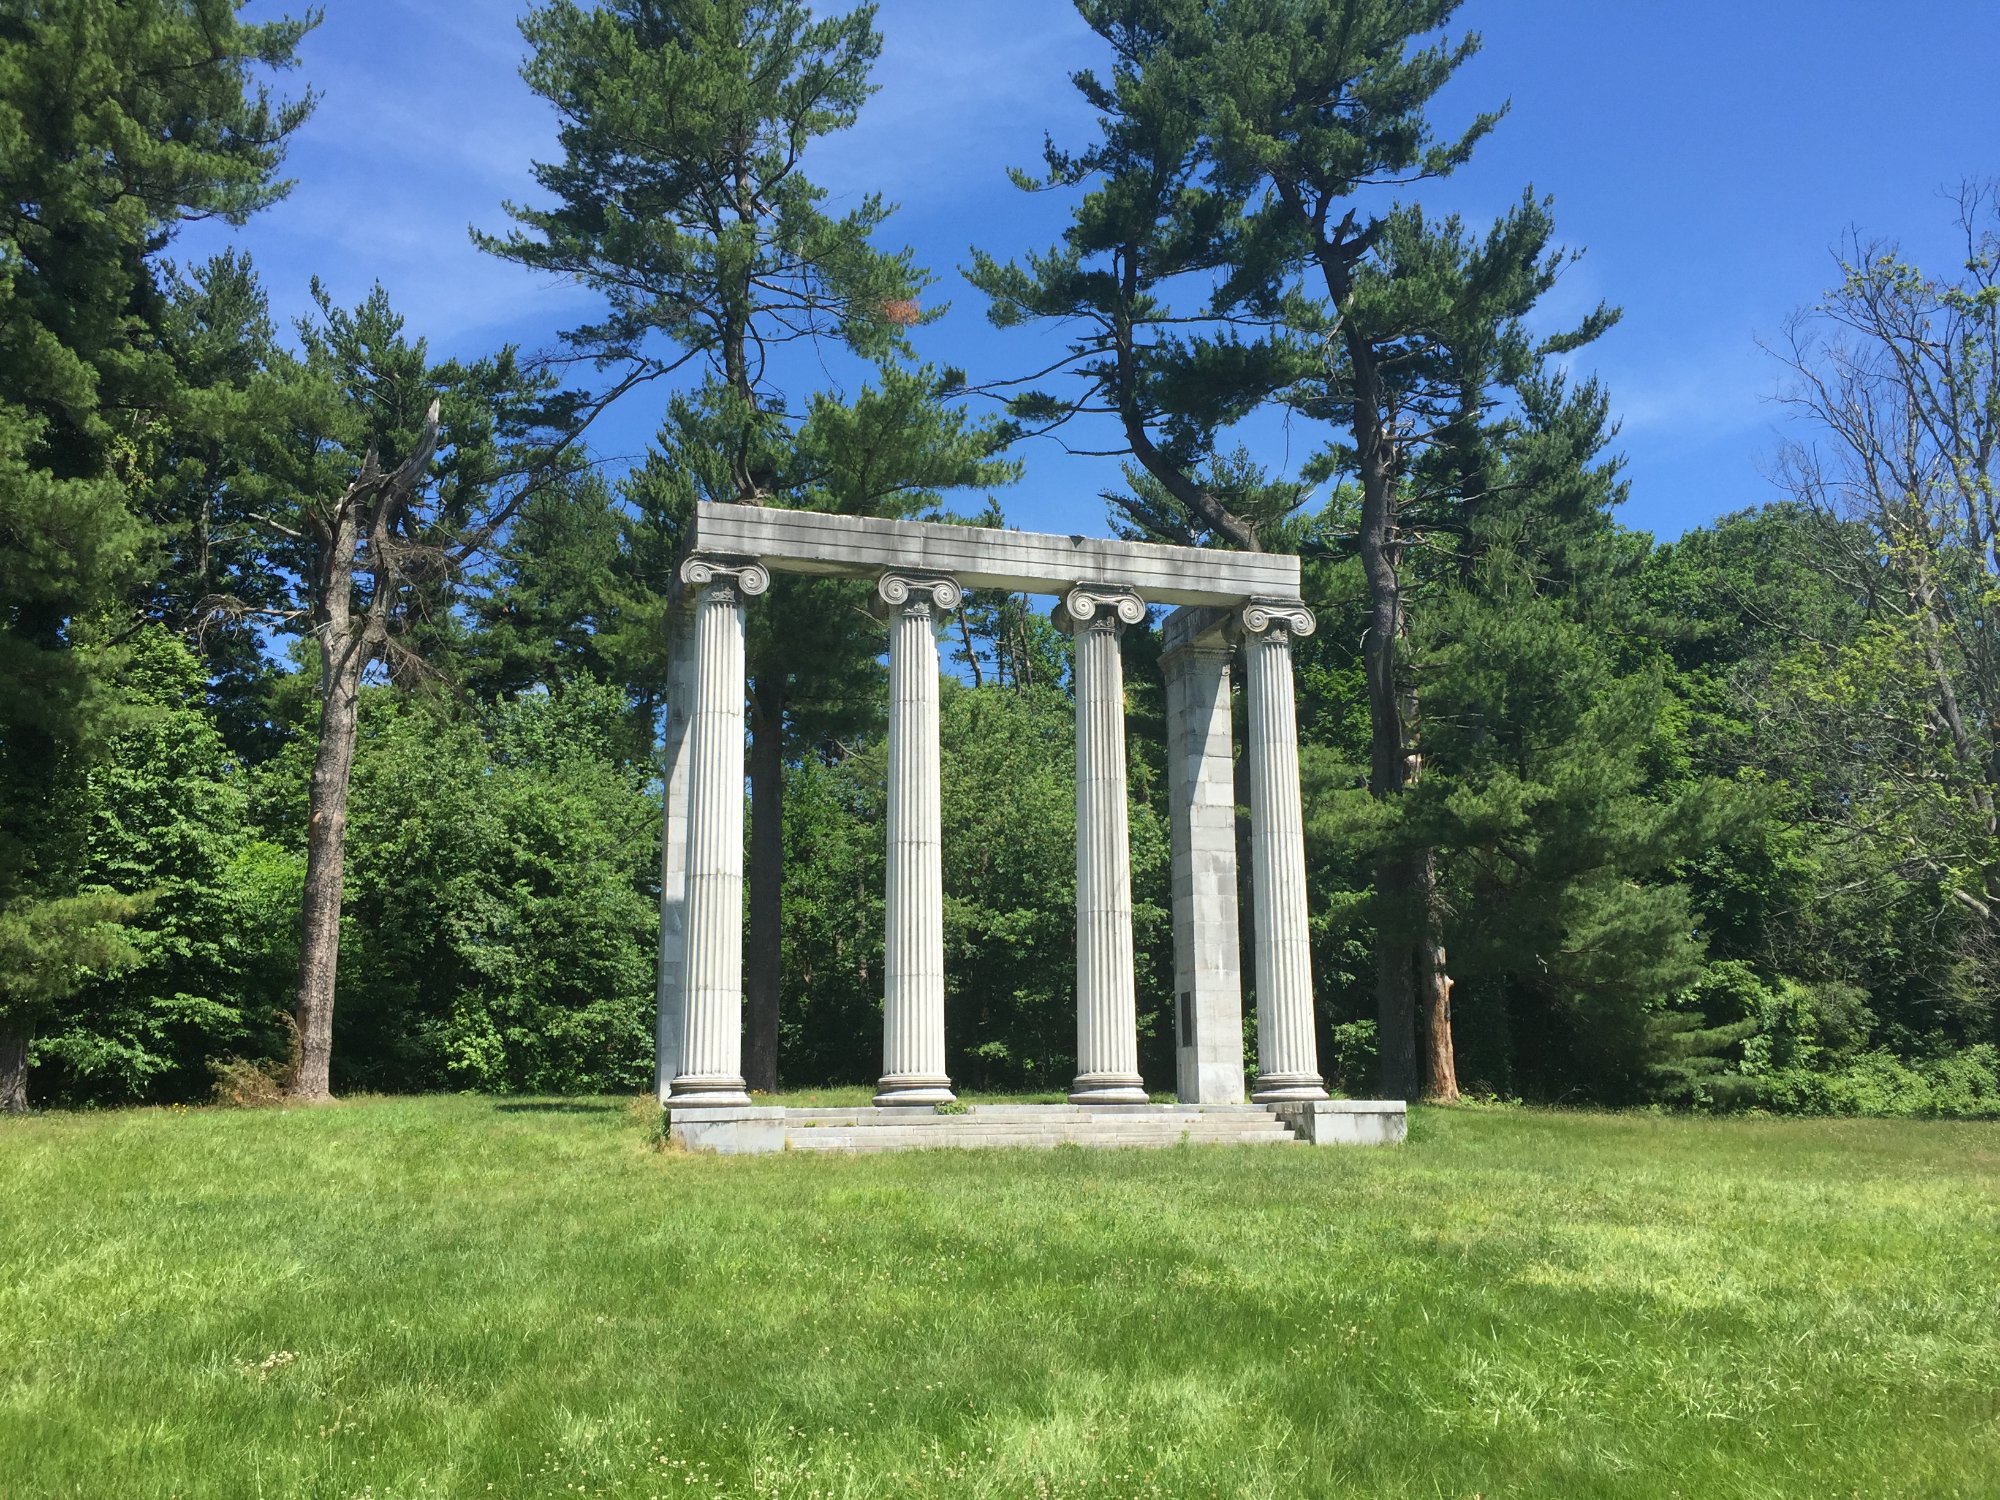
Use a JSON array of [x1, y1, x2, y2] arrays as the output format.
[[1, 1098, 1995, 1498]]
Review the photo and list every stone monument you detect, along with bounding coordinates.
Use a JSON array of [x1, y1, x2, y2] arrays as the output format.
[[653, 502, 1406, 1152]]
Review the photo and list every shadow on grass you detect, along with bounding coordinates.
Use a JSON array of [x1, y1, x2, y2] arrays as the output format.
[[493, 1101, 620, 1115]]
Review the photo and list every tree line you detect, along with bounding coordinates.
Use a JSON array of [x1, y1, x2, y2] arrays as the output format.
[[2, 0, 1996, 1119]]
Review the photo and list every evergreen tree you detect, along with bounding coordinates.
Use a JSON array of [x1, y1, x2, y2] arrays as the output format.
[[1406, 557, 1724, 1101], [143, 251, 295, 757], [974, 0, 1614, 1098], [463, 472, 630, 708], [0, 0, 315, 1109], [485, 1, 1012, 1089], [35, 630, 277, 1106]]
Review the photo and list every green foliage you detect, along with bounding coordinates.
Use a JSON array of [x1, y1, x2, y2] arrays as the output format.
[[1399, 560, 1726, 1099], [7, 1, 1997, 1123], [329, 682, 661, 1096], [240, 280, 579, 648], [0, 0, 313, 1094], [0, 0, 313, 734], [1756, 1047, 2000, 1120], [484, 0, 923, 483], [0, 892, 141, 1031], [773, 750, 884, 1083], [778, 675, 1174, 1092], [34, 631, 276, 1105], [142, 252, 297, 754]]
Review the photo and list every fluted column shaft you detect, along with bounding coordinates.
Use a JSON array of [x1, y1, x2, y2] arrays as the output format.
[[1062, 587, 1149, 1104], [670, 558, 768, 1108], [876, 573, 959, 1105], [655, 602, 696, 1103], [1242, 602, 1328, 1103]]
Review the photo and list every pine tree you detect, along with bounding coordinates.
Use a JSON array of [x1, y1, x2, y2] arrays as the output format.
[[485, 0, 1012, 1089], [0, 0, 315, 1109], [975, 0, 1614, 1099]]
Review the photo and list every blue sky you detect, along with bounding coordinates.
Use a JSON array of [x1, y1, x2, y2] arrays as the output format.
[[183, 0, 2000, 542]]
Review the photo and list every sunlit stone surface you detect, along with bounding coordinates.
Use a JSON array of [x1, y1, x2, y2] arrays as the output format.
[[661, 506, 1394, 1142]]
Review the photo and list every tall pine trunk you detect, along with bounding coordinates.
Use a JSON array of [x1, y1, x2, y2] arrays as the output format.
[[744, 678, 784, 1094], [289, 622, 368, 1102], [0, 1025, 29, 1113], [1358, 441, 1421, 1100], [1347, 321, 1458, 1104]]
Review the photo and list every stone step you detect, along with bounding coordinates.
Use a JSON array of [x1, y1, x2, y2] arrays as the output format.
[[780, 1116, 1293, 1136], [784, 1134, 1295, 1154], [776, 1105, 1277, 1127], [668, 1100, 1407, 1154], [969, 1104, 1273, 1117], [780, 1122, 1298, 1152]]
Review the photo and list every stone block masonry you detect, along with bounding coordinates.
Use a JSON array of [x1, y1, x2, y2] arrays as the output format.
[[657, 503, 1404, 1136]]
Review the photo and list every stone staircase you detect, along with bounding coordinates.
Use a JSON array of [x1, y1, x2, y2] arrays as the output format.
[[670, 1102, 1301, 1155], [786, 1103, 1298, 1154], [667, 1099, 1408, 1155]]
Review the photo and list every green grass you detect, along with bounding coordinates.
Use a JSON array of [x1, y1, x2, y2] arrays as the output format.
[[2, 1098, 1995, 1498]]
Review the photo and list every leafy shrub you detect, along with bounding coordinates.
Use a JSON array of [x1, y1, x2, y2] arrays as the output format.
[[1325, 1019, 1378, 1095], [1757, 1045, 2000, 1119]]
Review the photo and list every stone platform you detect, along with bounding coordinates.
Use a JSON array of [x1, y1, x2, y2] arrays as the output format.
[[666, 1101, 1407, 1156]]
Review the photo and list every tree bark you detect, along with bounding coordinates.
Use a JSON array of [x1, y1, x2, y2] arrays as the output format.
[[1339, 286, 1458, 1102], [281, 404, 437, 1104], [1416, 848, 1460, 1102], [1356, 415, 1424, 1101], [0, 1024, 30, 1113], [744, 676, 785, 1094], [290, 631, 367, 1102]]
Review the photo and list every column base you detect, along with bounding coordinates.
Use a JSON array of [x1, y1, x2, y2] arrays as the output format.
[[1251, 1073, 1329, 1104], [873, 1075, 956, 1107], [667, 1074, 753, 1108], [1069, 1073, 1148, 1105]]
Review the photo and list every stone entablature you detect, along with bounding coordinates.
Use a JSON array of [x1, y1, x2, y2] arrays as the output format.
[[687, 503, 1301, 606], [658, 502, 1332, 1111]]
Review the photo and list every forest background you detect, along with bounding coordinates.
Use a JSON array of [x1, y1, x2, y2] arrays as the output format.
[[5, 0, 2000, 1117]]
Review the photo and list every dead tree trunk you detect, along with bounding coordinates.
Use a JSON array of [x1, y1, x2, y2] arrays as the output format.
[[285, 406, 439, 1103], [290, 624, 368, 1102], [1416, 847, 1460, 1102]]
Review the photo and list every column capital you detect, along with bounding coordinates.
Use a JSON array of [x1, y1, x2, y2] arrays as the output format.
[[1236, 599, 1316, 641], [1055, 584, 1147, 636], [876, 571, 964, 616], [678, 554, 771, 603]]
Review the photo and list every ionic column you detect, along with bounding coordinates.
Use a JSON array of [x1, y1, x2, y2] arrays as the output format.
[[655, 600, 696, 1103], [1240, 600, 1328, 1103], [1163, 637, 1246, 1104], [875, 572, 960, 1106], [669, 556, 769, 1108], [1059, 586, 1149, 1105]]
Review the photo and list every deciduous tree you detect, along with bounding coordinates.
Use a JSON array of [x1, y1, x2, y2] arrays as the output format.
[[217, 285, 578, 1100]]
